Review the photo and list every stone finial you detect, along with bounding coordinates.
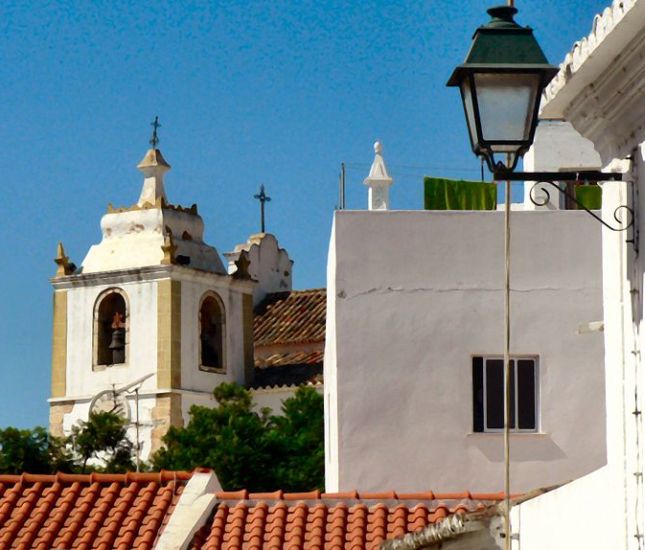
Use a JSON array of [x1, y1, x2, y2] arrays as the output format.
[[232, 251, 254, 280], [160, 233, 177, 265], [137, 148, 171, 208], [54, 241, 75, 277], [364, 140, 393, 211]]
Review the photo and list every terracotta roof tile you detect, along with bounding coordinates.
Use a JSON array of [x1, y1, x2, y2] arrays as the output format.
[[254, 289, 326, 346], [0, 471, 190, 550], [190, 491, 503, 549]]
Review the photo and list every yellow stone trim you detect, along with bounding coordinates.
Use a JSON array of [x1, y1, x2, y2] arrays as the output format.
[[51, 290, 68, 397], [49, 402, 73, 437], [242, 292, 255, 384], [157, 279, 182, 388], [151, 393, 183, 454]]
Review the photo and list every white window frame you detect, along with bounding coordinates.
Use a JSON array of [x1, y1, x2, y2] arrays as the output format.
[[477, 355, 539, 433]]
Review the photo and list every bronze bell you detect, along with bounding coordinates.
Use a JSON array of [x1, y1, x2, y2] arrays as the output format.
[[109, 327, 125, 364], [108, 311, 126, 364]]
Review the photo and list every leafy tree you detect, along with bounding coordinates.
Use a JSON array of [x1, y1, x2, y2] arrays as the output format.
[[152, 382, 324, 491], [0, 427, 73, 474], [152, 383, 275, 490], [268, 386, 324, 491], [68, 411, 135, 473]]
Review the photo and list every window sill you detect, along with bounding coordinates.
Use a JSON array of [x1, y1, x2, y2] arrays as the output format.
[[466, 431, 549, 437], [199, 365, 227, 374], [92, 363, 129, 372]]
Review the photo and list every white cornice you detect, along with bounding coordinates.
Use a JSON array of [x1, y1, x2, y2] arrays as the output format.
[[540, 0, 645, 163], [51, 264, 256, 292]]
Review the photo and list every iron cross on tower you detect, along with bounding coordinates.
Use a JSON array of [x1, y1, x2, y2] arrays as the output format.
[[150, 116, 161, 148], [254, 184, 271, 233]]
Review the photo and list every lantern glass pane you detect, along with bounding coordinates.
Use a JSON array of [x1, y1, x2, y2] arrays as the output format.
[[461, 78, 479, 149], [473, 73, 540, 145]]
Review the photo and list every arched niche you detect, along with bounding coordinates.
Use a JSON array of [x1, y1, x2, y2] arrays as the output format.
[[93, 288, 129, 369], [199, 292, 226, 372]]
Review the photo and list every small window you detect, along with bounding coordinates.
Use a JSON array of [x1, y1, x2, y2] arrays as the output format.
[[199, 293, 225, 371], [472, 356, 537, 432], [94, 290, 128, 367]]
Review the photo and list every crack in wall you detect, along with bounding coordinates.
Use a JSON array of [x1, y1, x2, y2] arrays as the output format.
[[339, 285, 601, 299]]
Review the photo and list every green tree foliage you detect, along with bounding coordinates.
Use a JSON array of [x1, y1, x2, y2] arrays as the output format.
[[269, 385, 324, 491], [68, 411, 135, 473], [152, 383, 324, 491], [0, 411, 134, 474], [0, 427, 73, 474]]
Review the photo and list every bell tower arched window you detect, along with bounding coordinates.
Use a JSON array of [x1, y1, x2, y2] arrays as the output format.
[[199, 293, 225, 372], [94, 289, 128, 368]]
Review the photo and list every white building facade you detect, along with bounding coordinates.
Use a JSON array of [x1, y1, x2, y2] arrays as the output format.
[[324, 208, 605, 493]]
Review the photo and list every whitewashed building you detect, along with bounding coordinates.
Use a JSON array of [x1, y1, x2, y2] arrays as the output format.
[[324, 143, 607, 493]]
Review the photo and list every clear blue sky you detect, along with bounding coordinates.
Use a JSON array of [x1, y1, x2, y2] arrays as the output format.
[[0, 0, 610, 429]]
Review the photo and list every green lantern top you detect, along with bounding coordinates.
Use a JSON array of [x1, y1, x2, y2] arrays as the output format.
[[447, 6, 558, 85]]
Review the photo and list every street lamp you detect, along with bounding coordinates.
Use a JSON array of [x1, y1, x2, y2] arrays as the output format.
[[447, 4, 631, 233], [446, 5, 633, 550], [447, 5, 558, 173]]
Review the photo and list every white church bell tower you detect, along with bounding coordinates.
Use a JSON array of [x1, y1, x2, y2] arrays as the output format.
[[49, 122, 256, 459]]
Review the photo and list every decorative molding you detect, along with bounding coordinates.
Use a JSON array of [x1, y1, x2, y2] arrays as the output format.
[[107, 197, 198, 215], [543, 0, 639, 106], [564, 29, 645, 163], [541, 0, 645, 163], [54, 242, 75, 277], [161, 233, 178, 265], [50, 264, 255, 291], [232, 250, 253, 280]]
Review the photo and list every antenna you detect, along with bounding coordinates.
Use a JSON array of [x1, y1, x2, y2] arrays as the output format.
[[339, 162, 346, 210]]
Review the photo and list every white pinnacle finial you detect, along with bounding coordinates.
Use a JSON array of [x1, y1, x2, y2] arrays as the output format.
[[364, 140, 393, 211], [136, 147, 171, 207]]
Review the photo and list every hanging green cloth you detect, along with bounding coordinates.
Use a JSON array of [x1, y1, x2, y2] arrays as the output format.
[[575, 185, 602, 210], [424, 177, 497, 210]]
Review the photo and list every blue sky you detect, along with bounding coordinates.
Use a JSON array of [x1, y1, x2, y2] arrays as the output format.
[[0, 0, 610, 428]]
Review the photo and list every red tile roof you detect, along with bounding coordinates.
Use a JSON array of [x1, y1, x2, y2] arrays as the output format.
[[254, 289, 326, 346], [0, 471, 191, 550], [189, 490, 503, 549]]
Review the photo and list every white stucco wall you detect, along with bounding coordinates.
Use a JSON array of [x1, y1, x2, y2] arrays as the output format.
[[325, 210, 605, 493], [64, 278, 159, 397], [511, 467, 613, 550], [179, 274, 249, 392]]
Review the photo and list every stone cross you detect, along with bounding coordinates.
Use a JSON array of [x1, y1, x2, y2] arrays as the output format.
[[254, 184, 271, 233], [150, 116, 161, 149]]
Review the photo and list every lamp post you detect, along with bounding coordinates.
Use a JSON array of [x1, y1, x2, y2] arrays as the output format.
[[447, 5, 632, 549], [447, 6, 558, 174]]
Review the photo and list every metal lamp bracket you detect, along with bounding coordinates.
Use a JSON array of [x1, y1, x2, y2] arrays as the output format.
[[492, 170, 637, 252]]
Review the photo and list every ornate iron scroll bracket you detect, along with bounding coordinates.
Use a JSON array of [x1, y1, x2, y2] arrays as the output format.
[[493, 170, 637, 251]]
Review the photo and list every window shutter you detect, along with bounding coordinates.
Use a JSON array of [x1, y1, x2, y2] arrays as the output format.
[[472, 357, 484, 432]]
